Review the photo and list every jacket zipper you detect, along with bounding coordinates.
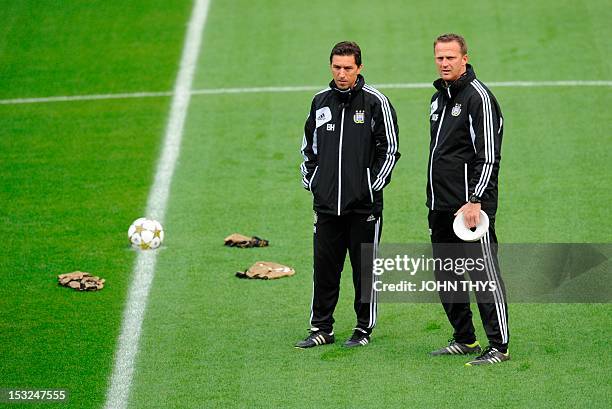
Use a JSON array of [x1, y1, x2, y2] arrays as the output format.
[[429, 105, 446, 210], [309, 166, 319, 192], [337, 107, 346, 215], [366, 167, 374, 203]]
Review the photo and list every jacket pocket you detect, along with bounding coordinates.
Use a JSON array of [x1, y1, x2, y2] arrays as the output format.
[[308, 166, 319, 192], [366, 167, 374, 203]]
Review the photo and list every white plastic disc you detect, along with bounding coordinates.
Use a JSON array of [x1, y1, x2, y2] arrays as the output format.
[[453, 210, 489, 242]]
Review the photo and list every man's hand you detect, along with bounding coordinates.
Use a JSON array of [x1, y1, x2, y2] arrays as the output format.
[[455, 202, 481, 228]]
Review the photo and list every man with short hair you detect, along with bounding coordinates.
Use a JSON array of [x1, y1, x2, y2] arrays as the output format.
[[427, 33, 510, 365], [296, 41, 400, 348]]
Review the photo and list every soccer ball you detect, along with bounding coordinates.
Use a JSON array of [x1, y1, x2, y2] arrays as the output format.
[[128, 217, 164, 250]]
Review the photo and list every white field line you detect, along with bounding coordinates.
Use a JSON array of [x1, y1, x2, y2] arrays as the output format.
[[0, 80, 610, 105], [103, 1, 210, 409], [0, 91, 173, 105]]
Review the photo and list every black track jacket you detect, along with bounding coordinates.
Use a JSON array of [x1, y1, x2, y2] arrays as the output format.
[[300, 75, 400, 216], [427, 65, 503, 216]]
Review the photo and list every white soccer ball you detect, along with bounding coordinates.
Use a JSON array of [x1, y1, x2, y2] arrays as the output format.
[[128, 218, 164, 250]]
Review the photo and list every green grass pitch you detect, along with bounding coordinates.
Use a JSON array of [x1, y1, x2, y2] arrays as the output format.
[[0, 0, 610, 408]]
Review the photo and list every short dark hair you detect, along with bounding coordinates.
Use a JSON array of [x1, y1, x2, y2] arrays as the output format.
[[434, 33, 468, 55], [330, 41, 362, 66]]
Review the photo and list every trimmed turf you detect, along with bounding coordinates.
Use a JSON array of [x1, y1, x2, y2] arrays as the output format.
[[0, 99, 166, 406], [130, 0, 611, 407], [0, 0, 610, 408], [0, 0, 191, 99], [128, 86, 611, 407], [0, 1, 191, 408]]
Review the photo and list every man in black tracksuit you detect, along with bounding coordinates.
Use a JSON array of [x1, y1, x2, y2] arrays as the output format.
[[295, 41, 400, 348], [427, 34, 510, 365]]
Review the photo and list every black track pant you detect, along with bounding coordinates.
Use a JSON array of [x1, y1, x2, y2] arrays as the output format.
[[428, 210, 509, 351], [309, 212, 382, 334]]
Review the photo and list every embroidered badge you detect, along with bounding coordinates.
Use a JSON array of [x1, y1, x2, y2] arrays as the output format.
[[353, 110, 365, 124], [451, 103, 462, 117]]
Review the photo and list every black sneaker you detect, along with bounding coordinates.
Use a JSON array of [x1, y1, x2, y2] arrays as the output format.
[[465, 346, 510, 366], [430, 338, 481, 356], [295, 329, 334, 349], [343, 328, 370, 348]]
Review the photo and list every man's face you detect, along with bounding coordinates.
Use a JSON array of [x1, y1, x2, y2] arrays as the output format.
[[331, 54, 362, 90], [434, 41, 468, 82]]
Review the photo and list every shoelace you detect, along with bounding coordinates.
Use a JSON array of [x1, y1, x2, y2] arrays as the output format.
[[477, 346, 498, 359], [307, 329, 332, 339], [305, 330, 321, 340]]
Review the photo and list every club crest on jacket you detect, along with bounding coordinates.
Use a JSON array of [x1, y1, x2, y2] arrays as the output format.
[[451, 103, 462, 116], [353, 110, 365, 124]]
